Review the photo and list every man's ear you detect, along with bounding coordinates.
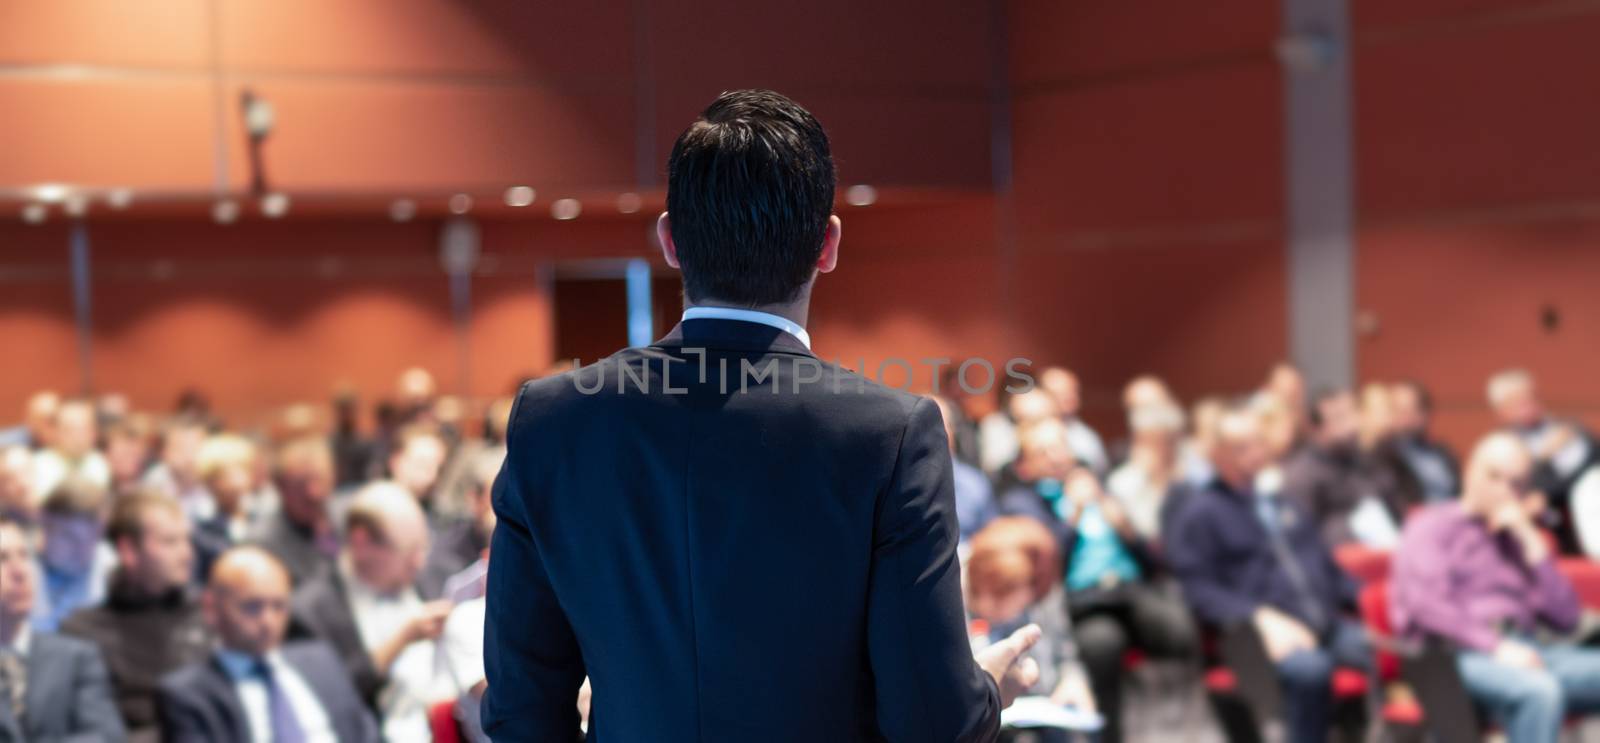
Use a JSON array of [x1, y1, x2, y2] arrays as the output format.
[[657, 213, 680, 269], [817, 215, 842, 274]]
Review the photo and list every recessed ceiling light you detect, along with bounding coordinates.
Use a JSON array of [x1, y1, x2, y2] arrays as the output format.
[[616, 192, 642, 214], [390, 199, 417, 222], [212, 199, 240, 224], [504, 186, 536, 207], [551, 198, 582, 220], [845, 184, 877, 207], [449, 193, 473, 215]]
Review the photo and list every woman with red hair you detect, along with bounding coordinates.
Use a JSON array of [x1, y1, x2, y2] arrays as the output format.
[[966, 516, 1094, 740]]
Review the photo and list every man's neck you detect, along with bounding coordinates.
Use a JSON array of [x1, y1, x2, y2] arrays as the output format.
[[683, 295, 810, 329]]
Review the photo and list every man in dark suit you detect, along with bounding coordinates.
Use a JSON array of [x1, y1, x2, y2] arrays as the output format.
[[481, 89, 1042, 742], [0, 516, 126, 742], [157, 546, 378, 743], [248, 436, 339, 587]]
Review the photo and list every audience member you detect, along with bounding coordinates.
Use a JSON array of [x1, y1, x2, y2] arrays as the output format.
[[141, 416, 213, 523], [329, 390, 375, 490], [1488, 368, 1598, 551], [32, 477, 118, 632], [190, 434, 262, 581], [0, 445, 35, 522], [156, 547, 379, 742], [33, 398, 111, 498], [421, 450, 502, 599], [980, 387, 1061, 477], [62, 492, 212, 742], [0, 516, 126, 741], [1263, 363, 1310, 446], [105, 415, 156, 499], [1165, 400, 1371, 743], [386, 424, 448, 516], [249, 436, 339, 587], [1391, 432, 1600, 743], [1282, 388, 1401, 548], [1039, 367, 1109, 475], [289, 481, 454, 741], [22, 391, 63, 450], [1107, 401, 1187, 543], [1388, 380, 1461, 502], [965, 517, 1094, 742], [933, 395, 996, 547]]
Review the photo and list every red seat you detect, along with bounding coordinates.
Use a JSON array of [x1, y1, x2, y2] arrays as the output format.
[[1358, 581, 1402, 682], [1558, 558, 1600, 611], [1331, 669, 1368, 698], [1202, 666, 1367, 698], [1204, 666, 1237, 693], [1381, 698, 1424, 725], [1333, 545, 1392, 585], [430, 700, 461, 743]]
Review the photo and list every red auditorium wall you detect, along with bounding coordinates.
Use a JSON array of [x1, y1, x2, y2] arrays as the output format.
[[1005, 0, 1290, 436], [1351, 0, 1600, 451]]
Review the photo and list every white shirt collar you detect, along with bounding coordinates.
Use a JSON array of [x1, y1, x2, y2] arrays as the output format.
[[681, 307, 811, 349], [3, 623, 29, 657]]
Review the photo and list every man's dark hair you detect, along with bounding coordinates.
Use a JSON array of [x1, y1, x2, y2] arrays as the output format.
[[1397, 379, 1433, 414], [1306, 386, 1351, 429], [666, 89, 836, 306]]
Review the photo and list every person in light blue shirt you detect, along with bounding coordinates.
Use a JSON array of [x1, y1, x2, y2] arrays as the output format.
[[30, 479, 117, 633]]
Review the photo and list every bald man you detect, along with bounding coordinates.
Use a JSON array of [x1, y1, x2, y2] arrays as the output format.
[[158, 548, 378, 743], [1392, 433, 1600, 743], [288, 482, 453, 742]]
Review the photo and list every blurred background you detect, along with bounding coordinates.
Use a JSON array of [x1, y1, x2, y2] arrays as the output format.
[[1, 0, 1596, 452]]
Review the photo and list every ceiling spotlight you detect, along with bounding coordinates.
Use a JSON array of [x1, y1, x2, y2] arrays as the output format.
[[449, 193, 473, 215], [260, 192, 291, 218], [31, 184, 69, 203], [212, 199, 240, 224], [62, 194, 89, 218], [20, 204, 47, 225], [106, 189, 134, 210], [616, 192, 642, 214], [551, 198, 581, 220], [504, 186, 536, 208], [390, 199, 417, 222], [845, 184, 878, 207]]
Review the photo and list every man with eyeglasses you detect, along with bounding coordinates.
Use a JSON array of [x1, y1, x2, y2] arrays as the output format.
[[1392, 432, 1600, 743], [156, 546, 378, 742]]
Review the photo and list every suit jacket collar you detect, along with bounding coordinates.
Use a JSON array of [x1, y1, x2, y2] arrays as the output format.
[[202, 655, 254, 741], [653, 318, 815, 359]]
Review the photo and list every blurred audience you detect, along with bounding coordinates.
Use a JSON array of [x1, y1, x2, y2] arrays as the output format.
[[1165, 400, 1371, 743], [62, 492, 211, 742], [999, 417, 1194, 742], [157, 546, 379, 742], [1391, 432, 1599, 743], [1, 515, 126, 741], [7, 354, 1598, 742]]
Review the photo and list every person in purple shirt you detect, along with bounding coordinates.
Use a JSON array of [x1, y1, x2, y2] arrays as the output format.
[[1392, 431, 1600, 743]]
